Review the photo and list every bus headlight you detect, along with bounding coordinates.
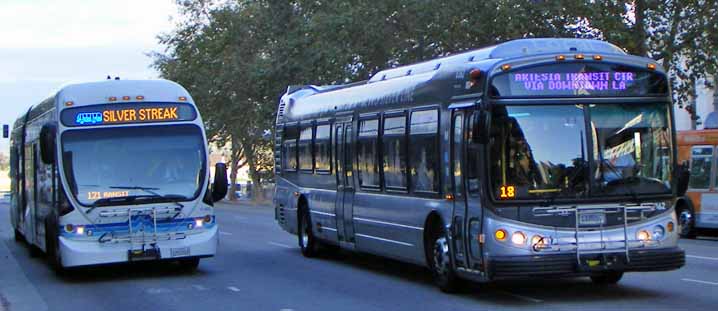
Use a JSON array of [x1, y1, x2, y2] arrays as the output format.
[[195, 218, 204, 228], [637, 230, 651, 242], [511, 231, 526, 245], [76, 226, 84, 235], [652, 225, 665, 240]]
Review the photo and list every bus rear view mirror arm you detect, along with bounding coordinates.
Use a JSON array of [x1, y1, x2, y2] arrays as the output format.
[[212, 162, 229, 202], [40, 123, 57, 164], [676, 161, 690, 197]]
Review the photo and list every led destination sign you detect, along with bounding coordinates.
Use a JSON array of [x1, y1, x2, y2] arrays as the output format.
[[62, 103, 197, 127], [490, 63, 668, 98]]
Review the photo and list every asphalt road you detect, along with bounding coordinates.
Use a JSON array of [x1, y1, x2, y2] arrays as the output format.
[[1, 199, 717, 311]]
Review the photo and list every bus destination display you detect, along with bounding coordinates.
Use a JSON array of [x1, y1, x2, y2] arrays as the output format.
[[490, 63, 668, 98], [62, 103, 197, 127]]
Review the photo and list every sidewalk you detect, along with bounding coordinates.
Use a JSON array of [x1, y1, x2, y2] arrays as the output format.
[[0, 234, 47, 311]]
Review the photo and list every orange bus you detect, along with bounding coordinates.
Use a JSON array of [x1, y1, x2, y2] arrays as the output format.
[[677, 129, 718, 237]]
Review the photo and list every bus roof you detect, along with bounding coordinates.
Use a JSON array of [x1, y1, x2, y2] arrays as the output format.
[[677, 129, 718, 146]]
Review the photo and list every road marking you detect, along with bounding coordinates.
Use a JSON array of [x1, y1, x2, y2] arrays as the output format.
[[686, 254, 718, 261], [220, 231, 233, 236], [682, 278, 718, 286], [146, 288, 172, 294], [269, 242, 293, 249], [498, 290, 544, 303], [227, 286, 241, 292], [192, 285, 209, 291]]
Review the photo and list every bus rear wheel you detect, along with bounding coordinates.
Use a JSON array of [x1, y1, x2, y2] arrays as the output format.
[[429, 228, 461, 293], [298, 209, 319, 257], [590, 271, 623, 285]]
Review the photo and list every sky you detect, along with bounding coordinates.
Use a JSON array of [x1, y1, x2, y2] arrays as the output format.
[[0, 0, 178, 155]]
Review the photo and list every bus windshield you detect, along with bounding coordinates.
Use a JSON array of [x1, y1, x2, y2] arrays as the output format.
[[61, 125, 207, 207], [489, 103, 672, 201]]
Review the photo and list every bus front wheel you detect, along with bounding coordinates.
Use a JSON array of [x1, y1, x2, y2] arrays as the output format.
[[179, 257, 200, 271], [590, 271, 623, 284], [677, 207, 696, 239], [14, 229, 24, 242], [428, 228, 461, 293], [45, 219, 67, 275], [298, 209, 319, 257]]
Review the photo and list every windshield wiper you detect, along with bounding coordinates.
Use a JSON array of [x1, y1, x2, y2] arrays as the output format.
[[110, 186, 186, 210], [599, 161, 641, 204], [86, 186, 186, 213]]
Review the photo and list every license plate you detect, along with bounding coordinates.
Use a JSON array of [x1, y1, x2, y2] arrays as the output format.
[[579, 213, 606, 226], [171, 247, 190, 257]]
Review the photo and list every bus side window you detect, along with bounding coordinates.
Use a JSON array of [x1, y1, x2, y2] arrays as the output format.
[[409, 109, 439, 193], [689, 146, 713, 189], [382, 114, 407, 190], [298, 125, 314, 172], [358, 118, 380, 188], [314, 124, 331, 173], [283, 126, 299, 172]]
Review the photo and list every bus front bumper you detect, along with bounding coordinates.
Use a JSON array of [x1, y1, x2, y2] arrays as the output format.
[[488, 247, 685, 280], [58, 226, 218, 268]]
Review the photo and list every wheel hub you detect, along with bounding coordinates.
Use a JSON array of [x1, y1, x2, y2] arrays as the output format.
[[433, 237, 450, 276]]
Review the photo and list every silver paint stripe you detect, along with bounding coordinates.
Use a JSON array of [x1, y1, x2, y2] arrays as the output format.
[[354, 217, 423, 231], [322, 227, 338, 232], [355, 233, 413, 247], [310, 210, 336, 217]]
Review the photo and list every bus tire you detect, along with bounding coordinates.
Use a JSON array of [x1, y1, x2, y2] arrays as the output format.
[[427, 225, 461, 293], [179, 257, 200, 271], [677, 205, 696, 239], [590, 271, 623, 284], [45, 219, 66, 275], [298, 208, 319, 258]]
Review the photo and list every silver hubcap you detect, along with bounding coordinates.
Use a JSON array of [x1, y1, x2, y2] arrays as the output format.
[[301, 217, 309, 247], [679, 210, 692, 234], [433, 237, 450, 277]]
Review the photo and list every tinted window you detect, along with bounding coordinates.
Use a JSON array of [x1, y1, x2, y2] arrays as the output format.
[[466, 113, 481, 196], [358, 119, 380, 188], [410, 109, 439, 193], [453, 114, 464, 195], [299, 126, 313, 171], [314, 124, 331, 172], [383, 115, 407, 189], [690, 146, 713, 189], [283, 127, 298, 171]]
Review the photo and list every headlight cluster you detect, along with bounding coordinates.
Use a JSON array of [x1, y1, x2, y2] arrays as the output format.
[[495, 228, 548, 249], [637, 222, 673, 242]]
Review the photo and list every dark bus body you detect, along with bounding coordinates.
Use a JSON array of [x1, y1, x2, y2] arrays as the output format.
[[273, 38, 684, 291]]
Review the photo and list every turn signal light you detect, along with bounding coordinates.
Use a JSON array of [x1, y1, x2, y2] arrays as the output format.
[[667, 221, 674, 232], [495, 229, 507, 241], [556, 55, 566, 61], [575, 54, 585, 60], [501, 64, 511, 71], [512, 231, 527, 245], [65, 224, 74, 233], [647, 63, 657, 70], [593, 55, 603, 61], [637, 230, 651, 242], [203, 215, 212, 223]]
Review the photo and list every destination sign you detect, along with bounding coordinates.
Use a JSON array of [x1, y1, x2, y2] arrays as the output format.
[[61, 103, 197, 127], [490, 63, 668, 98]]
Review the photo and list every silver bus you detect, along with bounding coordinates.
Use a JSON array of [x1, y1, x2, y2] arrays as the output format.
[[7, 79, 227, 272], [273, 38, 685, 292]]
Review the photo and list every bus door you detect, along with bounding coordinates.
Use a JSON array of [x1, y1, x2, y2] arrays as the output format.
[[334, 120, 356, 244], [450, 108, 484, 270]]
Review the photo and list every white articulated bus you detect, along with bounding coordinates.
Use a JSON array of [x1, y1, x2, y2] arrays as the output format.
[[8, 79, 227, 272]]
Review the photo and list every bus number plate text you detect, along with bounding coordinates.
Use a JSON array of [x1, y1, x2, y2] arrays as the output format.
[[579, 213, 606, 226], [171, 247, 190, 257]]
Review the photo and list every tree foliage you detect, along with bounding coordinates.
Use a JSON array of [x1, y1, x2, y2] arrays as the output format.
[[153, 0, 717, 198]]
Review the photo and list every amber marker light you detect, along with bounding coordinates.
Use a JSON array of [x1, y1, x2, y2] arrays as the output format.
[[136, 95, 145, 100], [179, 96, 188, 101], [647, 63, 657, 70], [667, 221, 674, 232], [122, 96, 131, 101], [495, 229, 507, 241], [556, 55, 566, 61], [593, 55, 603, 61], [445, 194, 455, 201], [575, 54, 585, 60], [64, 101, 74, 107], [65, 224, 74, 233], [501, 64, 511, 71], [108, 96, 117, 102]]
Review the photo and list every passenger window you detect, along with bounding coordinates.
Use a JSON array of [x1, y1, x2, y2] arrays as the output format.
[[689, 146, 713, 189], [452, 114, 464, 195], [314, 124, 331, 172], [298, 126, 313, 172], [410, 109, 439, 193], [358, 118, 380, 188], [383, 115, 407, 190], [282, 127, 298, 172]]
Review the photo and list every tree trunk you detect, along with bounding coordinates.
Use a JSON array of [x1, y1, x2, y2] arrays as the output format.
[[228, 135, 243, 201], [634, 0, 649, 57], [245, 144, 265, 203]]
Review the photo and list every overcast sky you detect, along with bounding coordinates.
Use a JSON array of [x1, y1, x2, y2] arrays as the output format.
[[0, 0, 177, 155]]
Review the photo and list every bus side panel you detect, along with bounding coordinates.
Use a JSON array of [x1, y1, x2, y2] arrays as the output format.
[[9, 133, 19, 231], [352, 192, 444, 265], [275, 177, 299, 235]]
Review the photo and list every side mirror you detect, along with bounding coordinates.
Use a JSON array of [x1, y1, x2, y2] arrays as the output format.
[[676, 161, 690, 196], [40, 124, 57, 165], [2, 124, 8, 138], [212, 162, 228, 202], [471, 111, 489, 144]]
